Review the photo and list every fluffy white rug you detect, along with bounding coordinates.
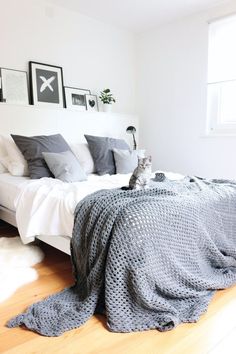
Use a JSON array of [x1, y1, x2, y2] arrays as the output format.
[[0, 237, 44, 303]]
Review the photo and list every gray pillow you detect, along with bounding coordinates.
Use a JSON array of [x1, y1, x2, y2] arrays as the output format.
[[113, 149, 145, 174], [85, 134, 129, 175], [11, 134, 72, 179], [42, 151, 87, 183]]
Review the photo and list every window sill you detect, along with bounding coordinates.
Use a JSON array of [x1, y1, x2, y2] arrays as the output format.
[[201, 131, 236, 138]]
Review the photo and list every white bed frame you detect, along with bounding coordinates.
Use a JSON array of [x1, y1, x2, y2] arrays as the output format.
[[0, 103, 138, 255]]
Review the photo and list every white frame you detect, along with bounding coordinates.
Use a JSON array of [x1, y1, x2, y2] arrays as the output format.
[[207, 81, 236, 136], [64, 87, 90, 111], [0, 68, 29, 105], [85, 94, 99, 112], [207, 14, 236, 136]]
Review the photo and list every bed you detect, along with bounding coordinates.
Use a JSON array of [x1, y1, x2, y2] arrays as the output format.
[[0, 170, 184, 254], [7, 175, 236, 335], [3, 113, 236, 335]]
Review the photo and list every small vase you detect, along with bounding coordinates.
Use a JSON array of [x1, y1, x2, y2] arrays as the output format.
[[103, 104, 112, 113]]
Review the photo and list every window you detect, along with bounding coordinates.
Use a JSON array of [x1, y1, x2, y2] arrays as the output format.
[[207, 14, 236, 135]]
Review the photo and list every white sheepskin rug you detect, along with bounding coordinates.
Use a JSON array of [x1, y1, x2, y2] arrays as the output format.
[[0, 237, 44, 303]]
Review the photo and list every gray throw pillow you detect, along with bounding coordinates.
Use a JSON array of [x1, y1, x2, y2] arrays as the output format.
[[11, 134, 72, 179], [113, 149, 145, 174], [84, 134, 129, 175], [42, 151, 87, 183]]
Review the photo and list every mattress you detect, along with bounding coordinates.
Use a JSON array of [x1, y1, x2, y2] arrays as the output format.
[[0, 173, 30, 211]]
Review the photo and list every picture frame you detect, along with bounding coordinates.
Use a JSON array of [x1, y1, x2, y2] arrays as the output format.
[[0, 68, 29, 105], [85, 94, 99, 112], [29, 61, 65, 108], [64, 86, 91, 111]]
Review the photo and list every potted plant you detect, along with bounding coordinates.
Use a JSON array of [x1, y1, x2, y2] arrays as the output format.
[[99, 88, 116, 112]]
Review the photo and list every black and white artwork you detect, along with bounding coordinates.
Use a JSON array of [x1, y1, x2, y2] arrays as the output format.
[[85, 94, 99, 112], [0, 68, 29, 105], [64, 87, 91, 111], [29, 62, 64, 108]]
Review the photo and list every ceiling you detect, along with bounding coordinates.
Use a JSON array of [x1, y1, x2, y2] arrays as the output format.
[[47, 0, 230, 32]]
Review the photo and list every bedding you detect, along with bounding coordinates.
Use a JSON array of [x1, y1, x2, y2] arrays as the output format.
[[0, 159, 7, 174], [85, 134, 129, 175], [42, 151, 87, 183], [13, 171, 183, 244], [7, 178, 236, 336], [0, 137, 8, 174], [0, 164, 6, 174], [70, 143, 95, 174], [113, 148, 145, 174], [14, 173, 131, 243], [11, 134, 72, 179], [1, 136, 29, 176], [0, 173, 30, 211], [0, 136, 5, 154]]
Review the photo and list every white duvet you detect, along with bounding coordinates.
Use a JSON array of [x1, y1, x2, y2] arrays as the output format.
[[15, 172, 183, 244]]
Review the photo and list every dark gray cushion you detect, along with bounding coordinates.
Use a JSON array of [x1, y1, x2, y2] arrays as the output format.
[[84, 134, 129, 175], [42, 151, 87, 183], [113, 148, 145, 174], [11, 134, 72, 179]]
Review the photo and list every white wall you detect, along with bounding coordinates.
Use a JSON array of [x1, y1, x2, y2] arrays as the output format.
[[0, 0, 137, 141], [2, 0, 236, 178], [137, 1, 236, 178], [0, 104, 137, 145]]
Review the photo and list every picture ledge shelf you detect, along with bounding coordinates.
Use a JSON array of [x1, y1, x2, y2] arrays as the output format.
[[0, 102, 127, 116], [201, 133, 236, 138]]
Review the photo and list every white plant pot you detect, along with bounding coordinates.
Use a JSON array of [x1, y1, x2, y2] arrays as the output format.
[[103, 104, 112, 113]]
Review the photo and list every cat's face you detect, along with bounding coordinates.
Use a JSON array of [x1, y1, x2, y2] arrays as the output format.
[[138, 156, 152, 170]]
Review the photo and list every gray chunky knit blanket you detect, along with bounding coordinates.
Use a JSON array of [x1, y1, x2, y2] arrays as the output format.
[[7, 178, 236, 336]]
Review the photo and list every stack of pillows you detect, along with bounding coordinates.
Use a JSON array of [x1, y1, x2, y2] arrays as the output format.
[[0, 134, 144, 183]]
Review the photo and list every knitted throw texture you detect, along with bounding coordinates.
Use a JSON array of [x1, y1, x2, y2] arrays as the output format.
[[7, 178, 236, 336]]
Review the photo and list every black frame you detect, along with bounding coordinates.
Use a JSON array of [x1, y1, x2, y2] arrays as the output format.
[[64, 86, 91, 110], [29, 61, 65, 107], [0, 67, 29, 104], [85, 94, 99, 112]]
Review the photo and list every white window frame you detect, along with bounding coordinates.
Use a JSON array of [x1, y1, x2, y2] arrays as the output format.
[[207, 14, 236, 136]]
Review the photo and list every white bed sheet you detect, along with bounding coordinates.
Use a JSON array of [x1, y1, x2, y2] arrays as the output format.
[[0, 173, 30, 211], [0, 171, 184, 244], [16, 173, 132, 243]]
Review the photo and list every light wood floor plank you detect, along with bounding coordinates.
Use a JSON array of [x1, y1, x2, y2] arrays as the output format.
[[1, 221, 236, 354]]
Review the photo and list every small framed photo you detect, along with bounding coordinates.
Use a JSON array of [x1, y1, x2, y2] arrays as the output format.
[[64, 87, 91, 111], [85, 94, 99, 112], [0, 68, 29, 105], [29, 61, 65, 108]]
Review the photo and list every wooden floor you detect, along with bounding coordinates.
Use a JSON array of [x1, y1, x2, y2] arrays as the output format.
[[1, 221, 236, 354]]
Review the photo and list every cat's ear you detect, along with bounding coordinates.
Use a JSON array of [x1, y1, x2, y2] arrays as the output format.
[[148, 156, 152, 162]]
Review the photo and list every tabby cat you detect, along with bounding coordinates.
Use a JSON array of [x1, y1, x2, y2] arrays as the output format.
[[122, 156, 152, 190]]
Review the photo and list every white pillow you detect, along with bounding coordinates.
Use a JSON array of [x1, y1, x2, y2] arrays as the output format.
[[70, 143, 95, 174], [1, 136, 29, 176], [113, 149, 145, 174], [0, 160, 7, 173], [0, 137, 8, 173]]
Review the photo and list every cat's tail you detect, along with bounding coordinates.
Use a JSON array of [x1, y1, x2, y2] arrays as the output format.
[[121, 186, 131, 190]]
